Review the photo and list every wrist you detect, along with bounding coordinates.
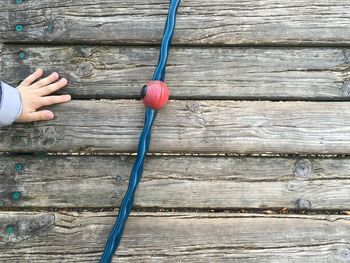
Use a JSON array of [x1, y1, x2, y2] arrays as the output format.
[[15, 88, 23, 120]]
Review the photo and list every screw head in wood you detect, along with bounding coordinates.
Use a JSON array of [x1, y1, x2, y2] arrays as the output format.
[[5, 225, 14, 234], [11, 191, 21, 201], [16, 24, 24, 32], [115, 176, 123, 182], [15, 163, 24, 172], [19, 51, 26, 60]]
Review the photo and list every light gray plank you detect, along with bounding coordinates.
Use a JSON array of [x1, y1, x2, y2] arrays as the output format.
[[1, 1, 350, 45], [1, 155, 350, 209], [1, 45, 349, 100], [0, 212, 349, 262], [1, 100, 350, 155]]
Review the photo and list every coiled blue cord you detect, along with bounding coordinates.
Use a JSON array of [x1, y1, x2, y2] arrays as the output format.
[[99, 1, 181, 262]]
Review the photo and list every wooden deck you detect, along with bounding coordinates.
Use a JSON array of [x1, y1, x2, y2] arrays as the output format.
[[1, 1, 350, 262]]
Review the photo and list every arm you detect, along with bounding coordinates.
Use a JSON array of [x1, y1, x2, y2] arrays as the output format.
[[0, 69, 71, 127], [0, 81, 22, 126]]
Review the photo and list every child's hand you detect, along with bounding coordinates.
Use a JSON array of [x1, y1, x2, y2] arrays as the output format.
[[15, 69, 71, 122]]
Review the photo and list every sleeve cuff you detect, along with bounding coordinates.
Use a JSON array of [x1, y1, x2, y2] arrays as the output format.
[[0, 81, 22, 126]]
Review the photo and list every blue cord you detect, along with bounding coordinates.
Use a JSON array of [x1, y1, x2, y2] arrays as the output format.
[[99, 1, 181, 262], [153, 0, 181, 81]]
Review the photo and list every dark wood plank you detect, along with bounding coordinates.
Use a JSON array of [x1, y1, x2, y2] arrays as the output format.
[[1, 155, 350, 210], [1, 100, 350, 155], [1, 1, 350, 45], [2, 45, 349, 100], [0, 212, 349, 262]]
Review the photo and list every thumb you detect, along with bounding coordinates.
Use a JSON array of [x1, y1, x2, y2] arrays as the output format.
[[27, 110, 55, 122]]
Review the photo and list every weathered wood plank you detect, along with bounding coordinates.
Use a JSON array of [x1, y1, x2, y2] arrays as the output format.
[[1, 100, 350, 154], [1, 155, 350, 210], [0, 212, 349, 262], [1, 45, 349, 100], [1, 1, 350, 45]]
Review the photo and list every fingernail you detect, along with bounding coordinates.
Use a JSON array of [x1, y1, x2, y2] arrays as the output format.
[[46, 112, 54, 119]]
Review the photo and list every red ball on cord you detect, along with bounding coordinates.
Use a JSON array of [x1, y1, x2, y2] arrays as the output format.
[[141, 81, 170, 110]]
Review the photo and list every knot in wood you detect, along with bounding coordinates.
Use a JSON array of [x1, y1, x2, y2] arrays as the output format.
[[294, 159, 312, 178], [36, 127, 59, 149], [287, 181, 303, 191], [46, 18, 67, 37], [341, 81, 350, 96], [186, 101, 200, 112], [295, 198, 312, 210], [342, 49, 350, 64], [110, 192, 119, 205], [339, 248, 350, 259], [76, 62, 94, 78]]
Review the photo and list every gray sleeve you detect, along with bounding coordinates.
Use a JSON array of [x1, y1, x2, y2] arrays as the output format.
[[0, 81, 22, 127]]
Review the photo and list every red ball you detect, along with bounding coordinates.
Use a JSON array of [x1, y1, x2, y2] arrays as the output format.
[[141, 81, 170, 110]]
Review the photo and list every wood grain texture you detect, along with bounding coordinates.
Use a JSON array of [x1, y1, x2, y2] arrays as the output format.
[[1, 0, 350, 45], [1, 100, 350, 154], [0, 155, 350, 210], [1, 45, 350, 100], [0, 212, 349, 262]]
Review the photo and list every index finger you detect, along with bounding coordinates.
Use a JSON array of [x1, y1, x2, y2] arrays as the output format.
[[19, 69, 43, 87]]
